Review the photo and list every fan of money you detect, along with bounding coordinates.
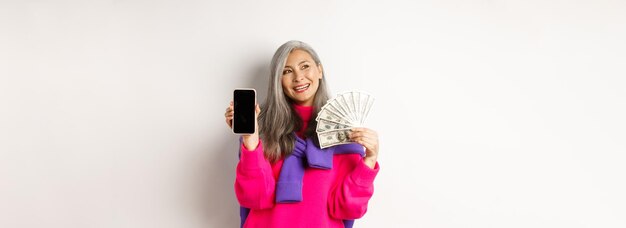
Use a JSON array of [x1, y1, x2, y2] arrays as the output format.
[[316, 91, 375, 149]]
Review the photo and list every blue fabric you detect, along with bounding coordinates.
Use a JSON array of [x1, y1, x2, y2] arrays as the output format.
[[239, 207, 250, 228], [344, 219, 355, 228]]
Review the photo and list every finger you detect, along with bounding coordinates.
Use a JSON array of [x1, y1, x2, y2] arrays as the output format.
[[348, 132, 361, 140], [350, 127, 365, 132], [226, 118, 233, 128], [349, 131, 376, 141], [352, 135, 374, 145], [350, 128, 375, 138], [352, 135, 378, 148], [349, 131, 366, 138], [348, 129, 363, 139], [352, 127, 377, 136], [361, 128, 377, 137], [353, 137, 375, 151], [361, 138, 378, 154], [353, 135, 377, 143]]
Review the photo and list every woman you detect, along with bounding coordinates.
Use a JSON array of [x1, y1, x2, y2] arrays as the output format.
[[224, 40, 380, 228]]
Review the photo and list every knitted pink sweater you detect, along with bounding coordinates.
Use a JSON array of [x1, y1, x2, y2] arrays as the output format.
[[234, 104, 380, 228]]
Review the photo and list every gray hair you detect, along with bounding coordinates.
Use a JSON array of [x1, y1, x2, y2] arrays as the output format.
[[258, 40, 331, 162]]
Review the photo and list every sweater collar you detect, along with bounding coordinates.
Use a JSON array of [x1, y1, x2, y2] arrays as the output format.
[[292, 103, 314, 122]]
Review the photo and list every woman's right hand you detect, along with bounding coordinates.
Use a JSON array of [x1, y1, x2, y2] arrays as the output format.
[[225, 101, 261, 151]]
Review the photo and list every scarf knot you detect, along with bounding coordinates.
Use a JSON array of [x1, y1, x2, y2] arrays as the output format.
[[275, 133, 364, 203]]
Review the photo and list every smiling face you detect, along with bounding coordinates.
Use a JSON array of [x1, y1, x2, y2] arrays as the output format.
[[281, 49, 323, 106]]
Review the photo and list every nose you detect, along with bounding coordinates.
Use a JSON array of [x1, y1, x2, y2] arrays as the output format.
[[292, 70, 304, 82]]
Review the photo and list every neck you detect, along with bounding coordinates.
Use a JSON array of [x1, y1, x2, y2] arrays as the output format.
[[292, 103, 314, 138]]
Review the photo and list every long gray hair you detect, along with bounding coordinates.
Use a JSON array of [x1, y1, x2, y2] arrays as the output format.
[[258, 40, 331, 163]]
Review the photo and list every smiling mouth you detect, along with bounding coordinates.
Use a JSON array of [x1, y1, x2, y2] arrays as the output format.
[[294, 84, 310, 93]]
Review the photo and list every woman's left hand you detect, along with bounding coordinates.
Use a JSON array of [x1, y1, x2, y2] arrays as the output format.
[[348, 127, 379, 169]]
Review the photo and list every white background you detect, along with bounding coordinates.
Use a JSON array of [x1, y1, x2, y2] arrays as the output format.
[[1, 0, 625, 227]]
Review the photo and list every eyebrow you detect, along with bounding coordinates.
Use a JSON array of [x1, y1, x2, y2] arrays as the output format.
[[284, 60, 309, 68]]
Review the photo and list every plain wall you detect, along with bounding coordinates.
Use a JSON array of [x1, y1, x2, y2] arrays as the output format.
[[1, 0, 625, 227]]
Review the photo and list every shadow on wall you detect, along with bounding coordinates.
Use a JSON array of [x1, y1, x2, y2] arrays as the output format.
[[191, 61, 270, 227]]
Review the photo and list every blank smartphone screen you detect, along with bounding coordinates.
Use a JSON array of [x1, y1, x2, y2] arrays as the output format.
[[233, 89, 256, 134]]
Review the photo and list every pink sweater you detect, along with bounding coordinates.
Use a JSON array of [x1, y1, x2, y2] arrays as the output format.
[[235, 104, 380, 228]]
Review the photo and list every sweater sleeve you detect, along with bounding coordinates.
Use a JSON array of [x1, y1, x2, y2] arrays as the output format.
[[234, 140, 276, 209], [328, 154, 380, 219]]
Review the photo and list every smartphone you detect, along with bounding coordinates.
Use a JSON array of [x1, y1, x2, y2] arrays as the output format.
[[232, 88, 256, 134]]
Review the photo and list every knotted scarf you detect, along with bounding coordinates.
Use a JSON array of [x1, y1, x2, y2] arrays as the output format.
[[275, 133, 365, 203]]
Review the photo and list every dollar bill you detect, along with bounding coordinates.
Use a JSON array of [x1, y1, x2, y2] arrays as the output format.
[[359, 92, 373, 125], [338, 94, 356, 123], [329, 97, 353, 123], [354, 92, 361, 123], [363, 95, 374, 124], [317, 107, 352, 125], [324, 102, 351, 124], [316, 118, 351, 133], [318, 129, 352, 149]]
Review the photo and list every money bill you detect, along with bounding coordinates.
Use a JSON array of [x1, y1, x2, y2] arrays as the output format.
[[354, 92, 361, 123], [317, 106, 352, 125], [358, 92, 373, 125], [329, 97, 353, 124], [316, 118, 351, 133], [318, 129, 353, 149]]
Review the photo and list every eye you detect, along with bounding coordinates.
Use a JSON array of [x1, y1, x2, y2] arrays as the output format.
[[301, 64, 309, 70], [282, 69, 292, 75]]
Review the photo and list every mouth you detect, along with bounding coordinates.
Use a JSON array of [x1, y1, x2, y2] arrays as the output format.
[[293, 83, 310, 93]]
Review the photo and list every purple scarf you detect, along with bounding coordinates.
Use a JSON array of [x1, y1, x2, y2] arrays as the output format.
[[275, 134, 365, 203]]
